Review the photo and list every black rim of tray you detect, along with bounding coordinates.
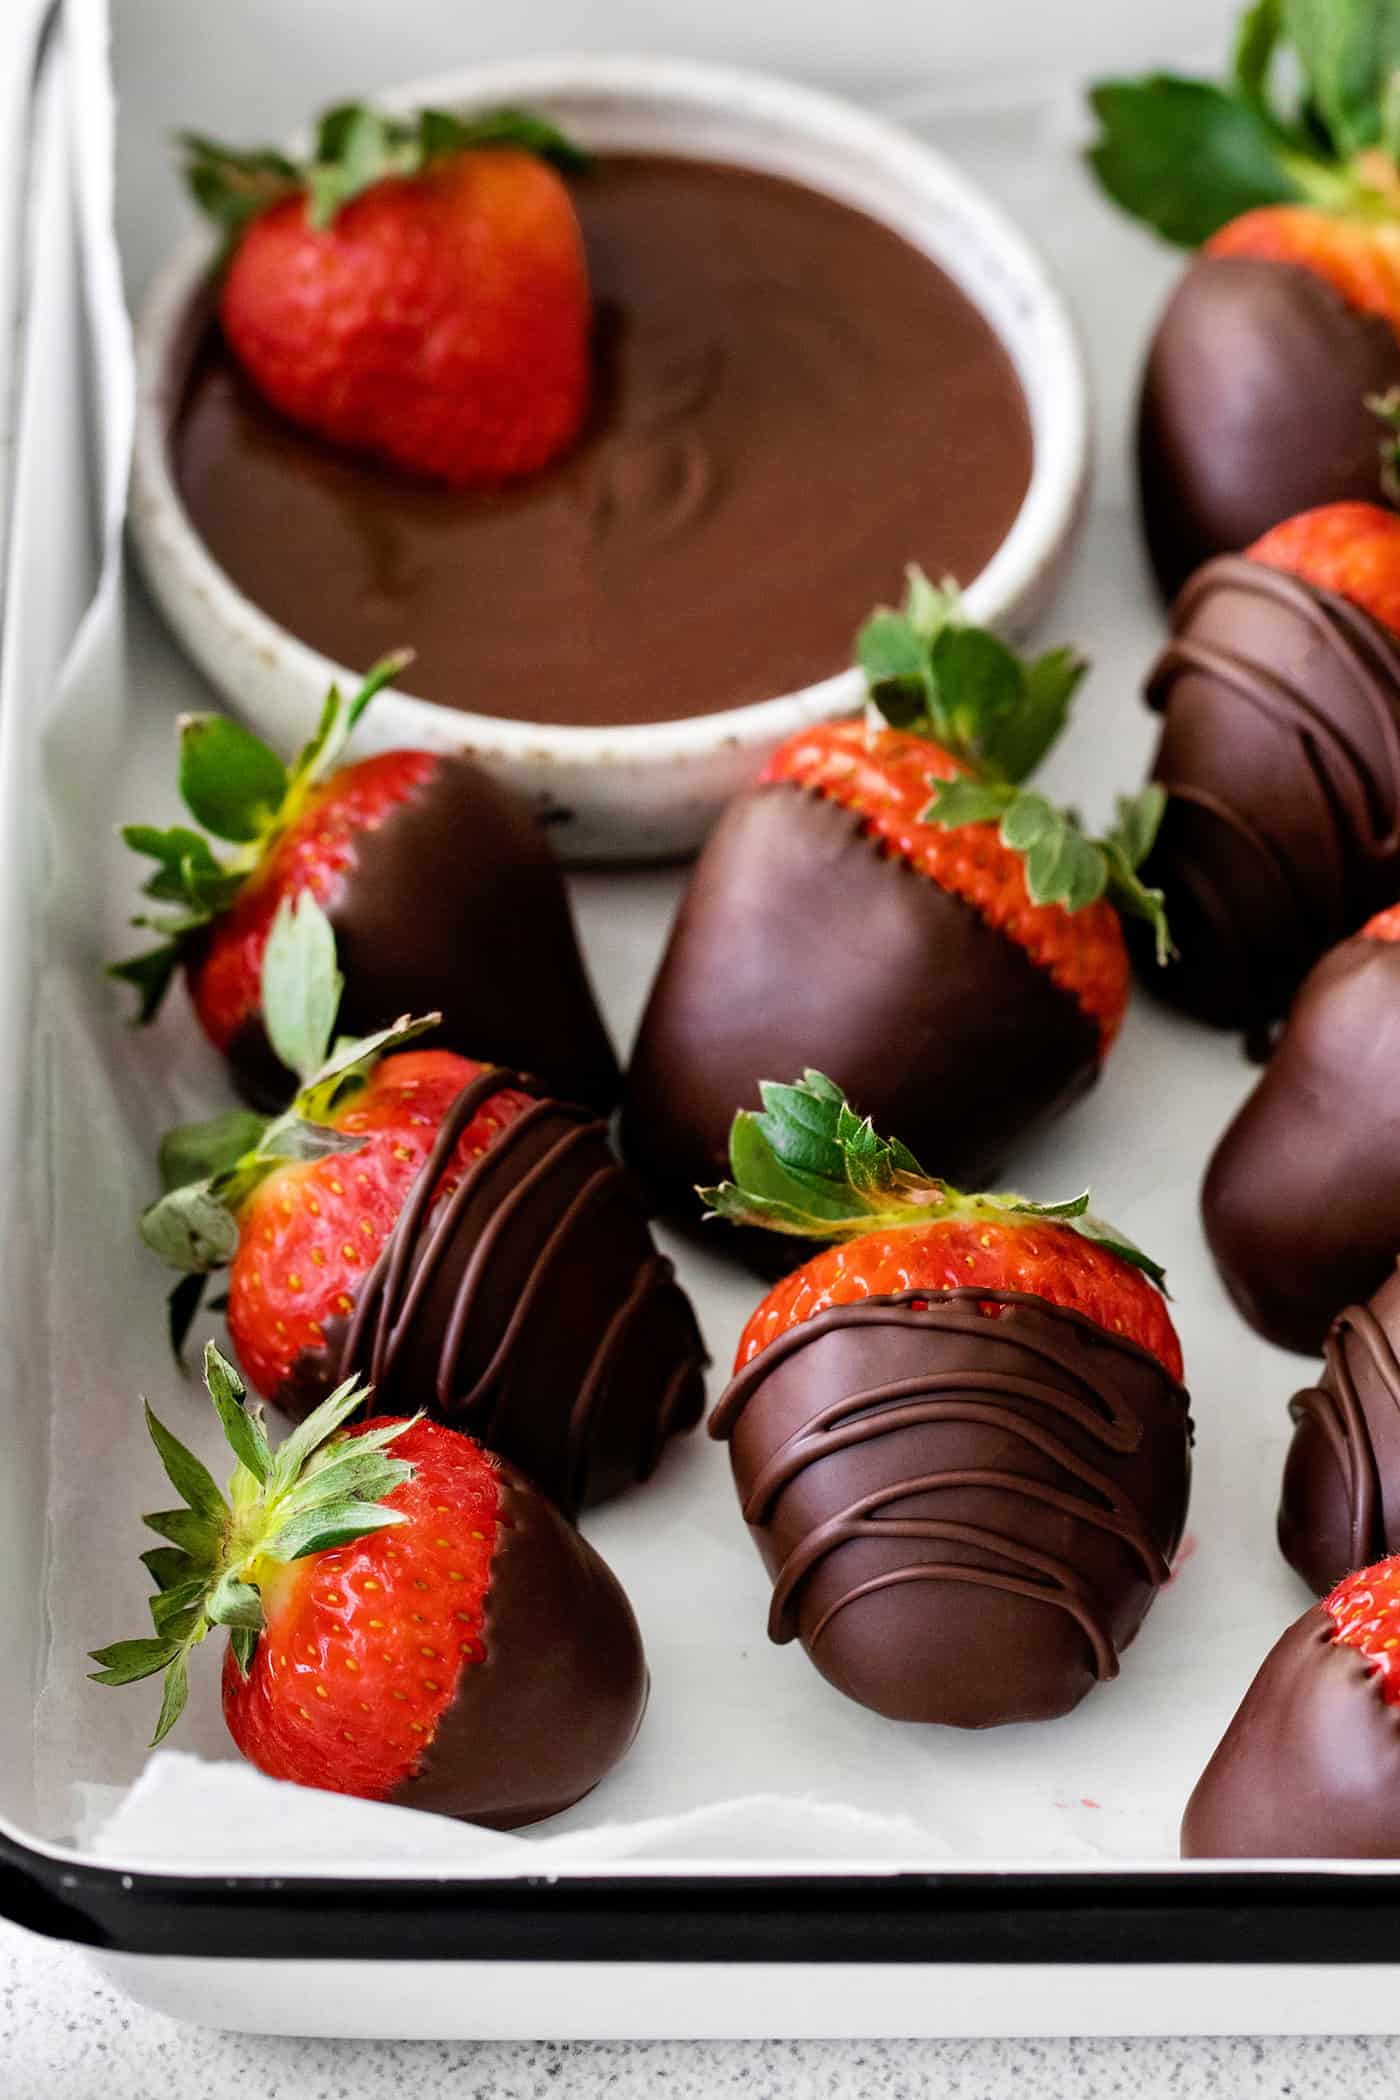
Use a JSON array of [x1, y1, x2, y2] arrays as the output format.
[[3, 1831, 1398, 1961]]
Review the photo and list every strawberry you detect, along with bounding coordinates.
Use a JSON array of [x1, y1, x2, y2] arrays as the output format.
[[702, 1070, 1182, 1384], [183, 103, 591, 486], [1182, 1551, 1400, 1857], [705, 1073, 1190, 1727], [1246, 497, 1400, 641], [90, 1345, 647, 1827], [113, 658, 618, 1114], [1088, 9, 1400, 595], [623, 571, 1169, 1244], [143, 896, 704, 1511]]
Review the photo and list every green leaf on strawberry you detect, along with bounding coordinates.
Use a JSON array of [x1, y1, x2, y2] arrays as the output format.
[[111, 654, 410, 1025], [1087, 0, 1400, 247], [90, 1343, 413, 1744], [856, 569, 1086, 785], [140, 896, 439, 1353], [184, 100, 588, 245], [698, 1069, 1169, 1291]]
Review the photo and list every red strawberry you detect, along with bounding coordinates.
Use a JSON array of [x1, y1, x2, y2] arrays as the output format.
[[1181, 1553, 1400, 1857], [705, 1073, 1190, 1727], [184, 104, 590, 486], [1088, 25, 1400, 597], [114, 658, 617, 1114], [1246, 499, 1400, 642], [705, 1071, 1182, 1384], [623, 572, 1169, 1244], [91, 1347, 646, 1827], [142, 896, 704, 1512]]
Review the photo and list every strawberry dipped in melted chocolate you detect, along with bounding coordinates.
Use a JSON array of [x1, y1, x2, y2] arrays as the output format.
[[704, 1073, 1192, 1728]]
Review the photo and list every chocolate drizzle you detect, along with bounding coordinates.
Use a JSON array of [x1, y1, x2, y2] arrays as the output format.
[[710, 1288, 1191, 1728], [1279, 1263, 1400, 1595], [1134, 556, 1400, 1027], [287, 1066, 707, 1512]]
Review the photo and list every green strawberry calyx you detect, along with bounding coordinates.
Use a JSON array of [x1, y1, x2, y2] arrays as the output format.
[[857, 570, 1173, 960], [89, 1341, 416, 1746], [182, 101, 589, 243], [697, 1069, 1168, 1291], [111, 652, 411, 1027], [1087, 0, 1400, 249], [141, 893, 439, 1356]]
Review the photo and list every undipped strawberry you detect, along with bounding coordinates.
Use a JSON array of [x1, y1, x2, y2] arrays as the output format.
[[113, 657, 617, 1113], [90, 1345, 646, 1827], [184, 103, 591, 485]]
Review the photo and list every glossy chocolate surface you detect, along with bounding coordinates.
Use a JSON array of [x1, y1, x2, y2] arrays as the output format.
[[1134, 557, 1400, 1029], [282, 1068, 707, 1513], [1138, 256, 1400, 602], [1181, 1607, 1400, 1858], [220, 753, 619, 1115], [1202, 933, 1400, 1354], [622, 784, 1100, 1249], [175, 154, 1032, 731], [710, 1289, 1191, 1728], [388, 1455, 647, 1827], [1280, 1264, 1400, 1595]]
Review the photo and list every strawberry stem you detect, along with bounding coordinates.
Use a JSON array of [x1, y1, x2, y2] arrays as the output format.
[[697, 1069, 1169, 1290], [89, 1344, 414, 1746]]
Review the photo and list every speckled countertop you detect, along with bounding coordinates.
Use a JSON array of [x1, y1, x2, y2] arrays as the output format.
[[1, 1922, 1396, 2097]]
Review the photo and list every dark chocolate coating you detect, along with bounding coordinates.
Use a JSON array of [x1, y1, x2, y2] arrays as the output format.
[[388, 1455, 647, 1828], [281, 1069, 707, 1513], [1279, 1263, 1400, 1595], [219, 755, 619, 1114], [1138, 256, 1400, 602], [1181, 1607, 1400, 1859], [622, 785, 1101, 1249], [1202, 933, 1400, 1354], [1134, 557, 1400, 1029], [710, 1289, 1191, 1728]]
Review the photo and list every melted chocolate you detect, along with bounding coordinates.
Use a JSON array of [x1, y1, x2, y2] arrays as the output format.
[[1138, 256, 1400, 602], [218, 753, 619, 1115], [388, 1454, 647, 1827], [1280, 1264, 1400, 1595], [1202, 933, 1400, 1353], [174, 154, 1032, 731], [1133, 557, 1400, 1029], [622, 784, 1101, 1254], [709, 1289, 1191, 1728], [1181, 1608, 1400, 1859], [282, 1068, 707, 1512]]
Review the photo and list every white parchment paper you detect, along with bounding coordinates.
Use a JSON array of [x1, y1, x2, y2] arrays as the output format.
[[11, 1, 1345, 1877]]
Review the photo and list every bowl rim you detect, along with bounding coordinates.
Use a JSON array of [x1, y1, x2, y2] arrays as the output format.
[[130, 50, 1091, 770]]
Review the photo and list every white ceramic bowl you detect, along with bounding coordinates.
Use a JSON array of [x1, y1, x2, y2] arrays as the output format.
[[131, 54, 1091, 863]]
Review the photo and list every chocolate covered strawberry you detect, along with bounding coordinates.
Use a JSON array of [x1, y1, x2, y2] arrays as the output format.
[[623, 571, 1169, 1250], [183, 101, 590, 485], [1089, 1, 1400, 596], [1202, 904, 1400, 1355], [113, 657, 617, 1113], [1134, 501, 1400, 1029], [1182, 1554, 1400, 1858], [91, 1345, 646, 1827], [143, 897, 704, 1512], [705, 1073, 1191, 1727]]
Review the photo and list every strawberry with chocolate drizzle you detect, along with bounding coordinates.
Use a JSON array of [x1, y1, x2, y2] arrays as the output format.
[[143, 896, 704, 1514], [623, 571, 1170, 1256], [91, 1345, 647, 1828], [705, 1072, 1191, 1727], [113, 657, 617, 1113]]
